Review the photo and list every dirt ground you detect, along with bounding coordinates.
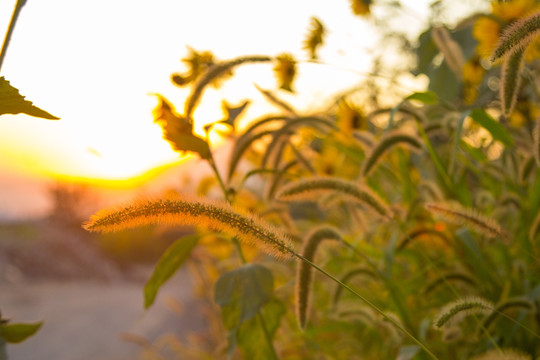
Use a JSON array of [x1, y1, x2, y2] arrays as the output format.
[[1, 267, 207, 360]]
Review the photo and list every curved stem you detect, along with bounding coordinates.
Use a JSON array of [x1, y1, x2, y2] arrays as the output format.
[[0, 0, 26, 72]]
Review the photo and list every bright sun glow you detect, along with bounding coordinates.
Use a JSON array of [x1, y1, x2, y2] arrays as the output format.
[[0, 0, 433, 185]]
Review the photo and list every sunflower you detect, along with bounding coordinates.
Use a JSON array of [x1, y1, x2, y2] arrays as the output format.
[[473, 0, 540, 61], [336, 98, 366, 133], [273, 54, 297, 92], [462, 55, 486, 104]]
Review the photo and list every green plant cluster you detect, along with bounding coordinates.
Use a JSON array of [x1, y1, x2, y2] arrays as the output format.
[[83, 1, 540, 359]]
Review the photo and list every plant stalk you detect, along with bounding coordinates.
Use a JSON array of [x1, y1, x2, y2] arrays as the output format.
[[0, 0, 26, 72]]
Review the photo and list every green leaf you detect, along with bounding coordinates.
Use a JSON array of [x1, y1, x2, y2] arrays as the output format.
[[0, 77, 58, 120], [404, 91, 438, 105], [144, 234, 199, 309], [0, 322, 42, 344], [214, 264, 274, 331], [152, 94, 211, 159], [236, 297, 286, 360], [469, 109, 514, 147]]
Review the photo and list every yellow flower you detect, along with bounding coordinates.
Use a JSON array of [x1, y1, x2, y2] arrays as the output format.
[[336, 98, 366, 133], [349, 0, 371, 16], [492, 0, 538, 21], [462, 56, 486, 104], [509, 109, 527, 127], [473, 0, 540, 60]]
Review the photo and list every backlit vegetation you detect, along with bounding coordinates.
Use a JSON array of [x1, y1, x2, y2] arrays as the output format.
[[83, 1, 540, 359]]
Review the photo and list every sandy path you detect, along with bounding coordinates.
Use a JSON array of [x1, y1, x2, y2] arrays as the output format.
[[0, 267, 206, 360]]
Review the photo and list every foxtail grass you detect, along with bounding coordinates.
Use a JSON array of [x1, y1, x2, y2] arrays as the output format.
[[433, 296, 493, 328], [276, 176, 392, 218], [423, 272, 477, 295], [471, 348, 532, 360], [396, 227, 452, 251], [482, 297, 535, 331], [361, 131, 423, 177], [83, 196, 294, 260], [431, 26, 465, 77], [296, 226, 342, 329], [185, 55, 272, 120], [491, 10, 540, 63], [425, 202, 506, 241], [500, 48, 525, 117]]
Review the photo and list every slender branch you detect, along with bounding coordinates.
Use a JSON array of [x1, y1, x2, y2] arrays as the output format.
[[0, 0, 26, 72]]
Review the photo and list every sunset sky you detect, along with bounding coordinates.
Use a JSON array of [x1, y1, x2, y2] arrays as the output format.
[[0, 0, 481, 218]]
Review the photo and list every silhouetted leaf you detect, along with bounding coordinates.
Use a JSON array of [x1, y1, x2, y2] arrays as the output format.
[[0, 77, 58, 119], [152, 94, 211, 159], [144, 234, 199, 309], [469, 108, 513, 147], [0, 322, 42, 343], [205, 100, 250, 132]]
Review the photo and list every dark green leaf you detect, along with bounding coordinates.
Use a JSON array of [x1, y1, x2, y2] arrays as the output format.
[[427, 61, 460, 103], [236, 297, 286, 360], [405, 91, 438, 105], [469, 108, 513, 147], [214, 264, 274, 331], [0, 77, 58, 120], [144, 234, 199, 309], [0, 322, 42, 344]]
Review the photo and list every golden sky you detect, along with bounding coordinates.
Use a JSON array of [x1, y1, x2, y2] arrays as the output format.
[[0, 0, 438, 184]]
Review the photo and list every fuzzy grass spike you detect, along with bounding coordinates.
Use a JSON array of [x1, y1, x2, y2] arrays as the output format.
[[296, 226, 342, 329], [434, 296, 493, 328], [500, 48, 525, 117], [491, 10, 540, 63], [361, 131, 422, 177], [425, 202, 506, 241], [84, 197, 294, 260], [277, 176, 392, 218]]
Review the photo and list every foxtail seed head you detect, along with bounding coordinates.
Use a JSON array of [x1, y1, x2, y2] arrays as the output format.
[[296, 226, 342, 329], [425, 202, 506, 241], [434, 296, 493, 328], [500, 48, 525, 117], [83, 197, 294, 260], [491, 10, 540, 63], [471, 348, 532, 360], [277, 176, 392, 218], [361, 131, 423, 177]]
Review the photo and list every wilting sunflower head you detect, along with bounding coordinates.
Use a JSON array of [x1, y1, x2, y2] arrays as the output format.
[[336, 98, 366, 133], [349, 0, 371, 16]]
